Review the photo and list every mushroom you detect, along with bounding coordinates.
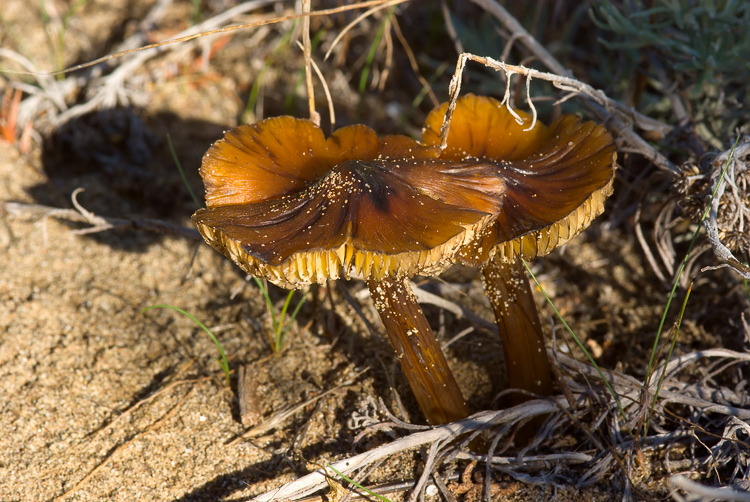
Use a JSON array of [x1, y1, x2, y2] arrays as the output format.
[[192, 116, 511, 424], [421, 94, 617, 404]]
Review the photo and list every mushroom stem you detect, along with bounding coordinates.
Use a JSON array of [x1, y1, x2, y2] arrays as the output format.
[[482, 255, 554, 404], [367, 276, 469, 424]]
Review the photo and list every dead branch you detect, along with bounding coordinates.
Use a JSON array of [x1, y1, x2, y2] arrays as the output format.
[[440, 52, 678, 175], [2, 194, 201, 241], [703, 136, 750, 279], [252, 399, 565, 502], [462, 0, 678, 175], [670, 476, 750, 502], [558, 352, 750, 420]]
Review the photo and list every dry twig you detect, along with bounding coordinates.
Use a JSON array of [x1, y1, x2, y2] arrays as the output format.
[[252, 399, 564, 502], [671, 476, 750, 502], [2, 192, 201, 241], [702, 136, 750, 279], [439, 52, 678, 175]]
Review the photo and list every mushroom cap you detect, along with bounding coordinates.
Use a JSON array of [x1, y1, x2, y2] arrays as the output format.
[[422, 94, 617, 265], [193, 117, 508, 289]]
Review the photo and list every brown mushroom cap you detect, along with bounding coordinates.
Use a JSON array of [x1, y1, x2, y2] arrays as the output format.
[[422, 94, 617, 265], [192, 100, 616, 425], [193, 117, 508, 288]]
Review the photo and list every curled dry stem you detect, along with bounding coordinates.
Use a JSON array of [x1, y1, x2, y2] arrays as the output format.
[[439, 52, 678, 175], [1, 193, 201, 242], [702, 136, 750, 279]]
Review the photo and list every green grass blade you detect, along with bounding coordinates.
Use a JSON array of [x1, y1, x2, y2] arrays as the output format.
[[358, 8, 394, 95], [326, 464, 393, 502], [522, 259, 626, 421], [190, 0, 202, 25], [142, 304, 230, 386], [166, 133, 202, 209], [642, 135, 740, 434], [244, 66, 268, 122], [252, 277, 279, 331], [650, 281, 692, 417], [411, 60, 449, 109], [274, 290, 296, 352], [644, 136, 739, 387], [278, 291, 306, 351]]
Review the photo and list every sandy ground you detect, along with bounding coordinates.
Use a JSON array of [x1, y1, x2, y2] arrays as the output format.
[[2, 1, 750, 501], [0, 136, 622, 502], [0, 64, 628, 502]]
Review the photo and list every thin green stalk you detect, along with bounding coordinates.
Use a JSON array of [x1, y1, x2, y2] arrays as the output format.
[[650, 282, 692, 418], [642, 136, 739, 434], [326, 465, 393, 502], [522, 259, 626, 421], [40, 0, 91, 78], [358, 8, 394, 95], [191, 0, 202, 25], [166, 133, 201, 209], [274, 288, 294, 351], [244, 66, 268, 123], [644, 136, 740, 387], [39, 3, 57, 77], [411, 60, 449, 109], [142, 305, 230, 386], [252, 277, 306, 354], [253, 277, 278, 327], [275, 288, 307, 352]]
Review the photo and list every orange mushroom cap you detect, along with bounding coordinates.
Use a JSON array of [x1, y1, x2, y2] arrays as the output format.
[[193, 116, 509, 289], [422, 94, 617, 265], [199, 118, 381, 208]]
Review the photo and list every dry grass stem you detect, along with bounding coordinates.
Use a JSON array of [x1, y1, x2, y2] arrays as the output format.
[[295, 40, 335, 128], [252, 337, 750, 502], [670, 475, 750, 502], [634, 203, 669, 284], [2, 0, 407, 135], [301, 0, 319, 126], [439, 52, 678, 174], [440, 0, 463, 56], [469, 0, 673, 136], [2, 193, 201, 241], [323, 0, 406, 62], [249, 345, 750, 502], [253, 400, 564, 502], [390, 16, 438, 108], [703, 136, 750, 278]]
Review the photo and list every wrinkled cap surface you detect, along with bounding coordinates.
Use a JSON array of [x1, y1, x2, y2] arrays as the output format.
[[422, 94, 617, 265], [194, 96, 617, 288], [193, 117, 507, 288]]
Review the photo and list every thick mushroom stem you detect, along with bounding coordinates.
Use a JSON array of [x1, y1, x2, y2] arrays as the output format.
[[482, 255, 554, 404], [367, 276, 470, 424]]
